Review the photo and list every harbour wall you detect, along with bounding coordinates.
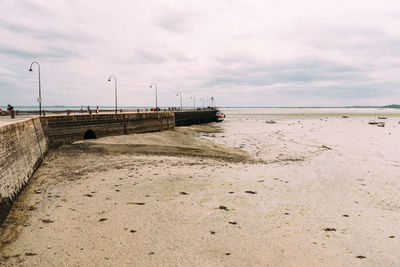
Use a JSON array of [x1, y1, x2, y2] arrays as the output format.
[[0, 110, 216, 221], [174, 110, 217, 126], [0, 117, 48, 219], [41, 112, 175, 148]]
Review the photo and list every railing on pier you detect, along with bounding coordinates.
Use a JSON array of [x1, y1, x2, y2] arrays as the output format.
[[2, 107, 216, 117]]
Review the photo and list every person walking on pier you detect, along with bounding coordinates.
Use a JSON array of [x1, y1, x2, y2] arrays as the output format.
[[6, 104, 14, 113]]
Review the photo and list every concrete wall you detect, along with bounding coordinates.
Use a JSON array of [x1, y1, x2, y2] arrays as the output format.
[[0, 117, 47, 217], [41, 112, 175, 148], [174, 110, 217, 126]]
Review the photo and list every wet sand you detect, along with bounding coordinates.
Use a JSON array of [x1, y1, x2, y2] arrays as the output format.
[[1, 113, 400, 266]]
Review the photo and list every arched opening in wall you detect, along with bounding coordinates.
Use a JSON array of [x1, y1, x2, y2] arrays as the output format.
[[84, 129, 96, 140]]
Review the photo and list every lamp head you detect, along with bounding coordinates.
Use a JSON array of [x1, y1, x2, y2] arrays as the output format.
[[150, 85, 152, 88], [29, 68, 32, 72], [108, 78, 111, 82]]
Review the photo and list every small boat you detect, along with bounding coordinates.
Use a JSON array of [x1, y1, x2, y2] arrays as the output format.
[[378, 116, 387, 119], [265, 120, 276, 124], [215, 111, 225, 122], [377, 122, 385, 127], [368, 121, 379, 125], [342, 115, 349, 118]]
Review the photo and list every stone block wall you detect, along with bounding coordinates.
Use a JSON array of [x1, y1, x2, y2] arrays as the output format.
[[0, 117, 47, 215], [174, 110, 217, 126], [40, 112, 175, 148]]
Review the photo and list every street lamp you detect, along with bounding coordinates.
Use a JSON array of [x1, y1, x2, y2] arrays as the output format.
[[108, 75, 117, 114], [190, 95, 195, 109], [176, 91, 182, 111], [149, 82, 158, 110], [29, 61, 42, 116], [200, 97, 205, 109]]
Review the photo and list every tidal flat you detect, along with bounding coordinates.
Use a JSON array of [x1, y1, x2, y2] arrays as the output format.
[[1, 108, 400, 266]]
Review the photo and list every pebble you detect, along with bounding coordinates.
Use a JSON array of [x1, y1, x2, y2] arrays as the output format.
[[219, 205, 229, 211]]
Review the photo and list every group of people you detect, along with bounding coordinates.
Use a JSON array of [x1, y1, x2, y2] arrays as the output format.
[[0, 104, 14, 114], [80, 105, 100, 114]]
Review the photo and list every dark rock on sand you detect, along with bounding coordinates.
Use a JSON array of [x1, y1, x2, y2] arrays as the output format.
[[25, 252, 37, 256]]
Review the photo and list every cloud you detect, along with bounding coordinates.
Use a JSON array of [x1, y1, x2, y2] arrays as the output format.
[[0, 20, 98, 43], [1, 0, 400, 106], [155, 12, 192, 33], [0, 67, 17, 76], [133, 49, 168, 64], [206, 58, 364, 87], [0, 45, 80, 60]]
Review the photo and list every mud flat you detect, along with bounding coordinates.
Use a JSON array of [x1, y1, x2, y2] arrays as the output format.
[[1, 114, 400, 266]]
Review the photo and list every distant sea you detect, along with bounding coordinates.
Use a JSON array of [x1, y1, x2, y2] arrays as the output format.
[[4, 105, 400, 111], [3, 105, 153, 111]]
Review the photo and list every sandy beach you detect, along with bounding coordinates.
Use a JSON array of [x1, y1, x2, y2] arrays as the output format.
[[1, 108, 400, 266]]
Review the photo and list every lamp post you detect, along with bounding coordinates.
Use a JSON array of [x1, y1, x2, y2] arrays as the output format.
[[190, 95, 195, 109], [176, 91, 182, 111], [29, 61, 42, 116], [108, 75, 117, 114], [200, 98, 205, 109], [149, 82, 158, 110]]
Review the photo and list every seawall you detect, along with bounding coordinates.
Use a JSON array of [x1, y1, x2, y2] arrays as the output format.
[[0, 117, 47, 219], [174, 110, 217, 126], [41, 112, 175, 148], [0, 110, 216, 222]]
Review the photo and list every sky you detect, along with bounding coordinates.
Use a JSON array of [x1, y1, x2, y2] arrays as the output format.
[[1, 0, 400, 107]]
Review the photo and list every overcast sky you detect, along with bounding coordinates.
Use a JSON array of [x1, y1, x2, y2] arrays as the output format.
[[1, 0, 400, 107]]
